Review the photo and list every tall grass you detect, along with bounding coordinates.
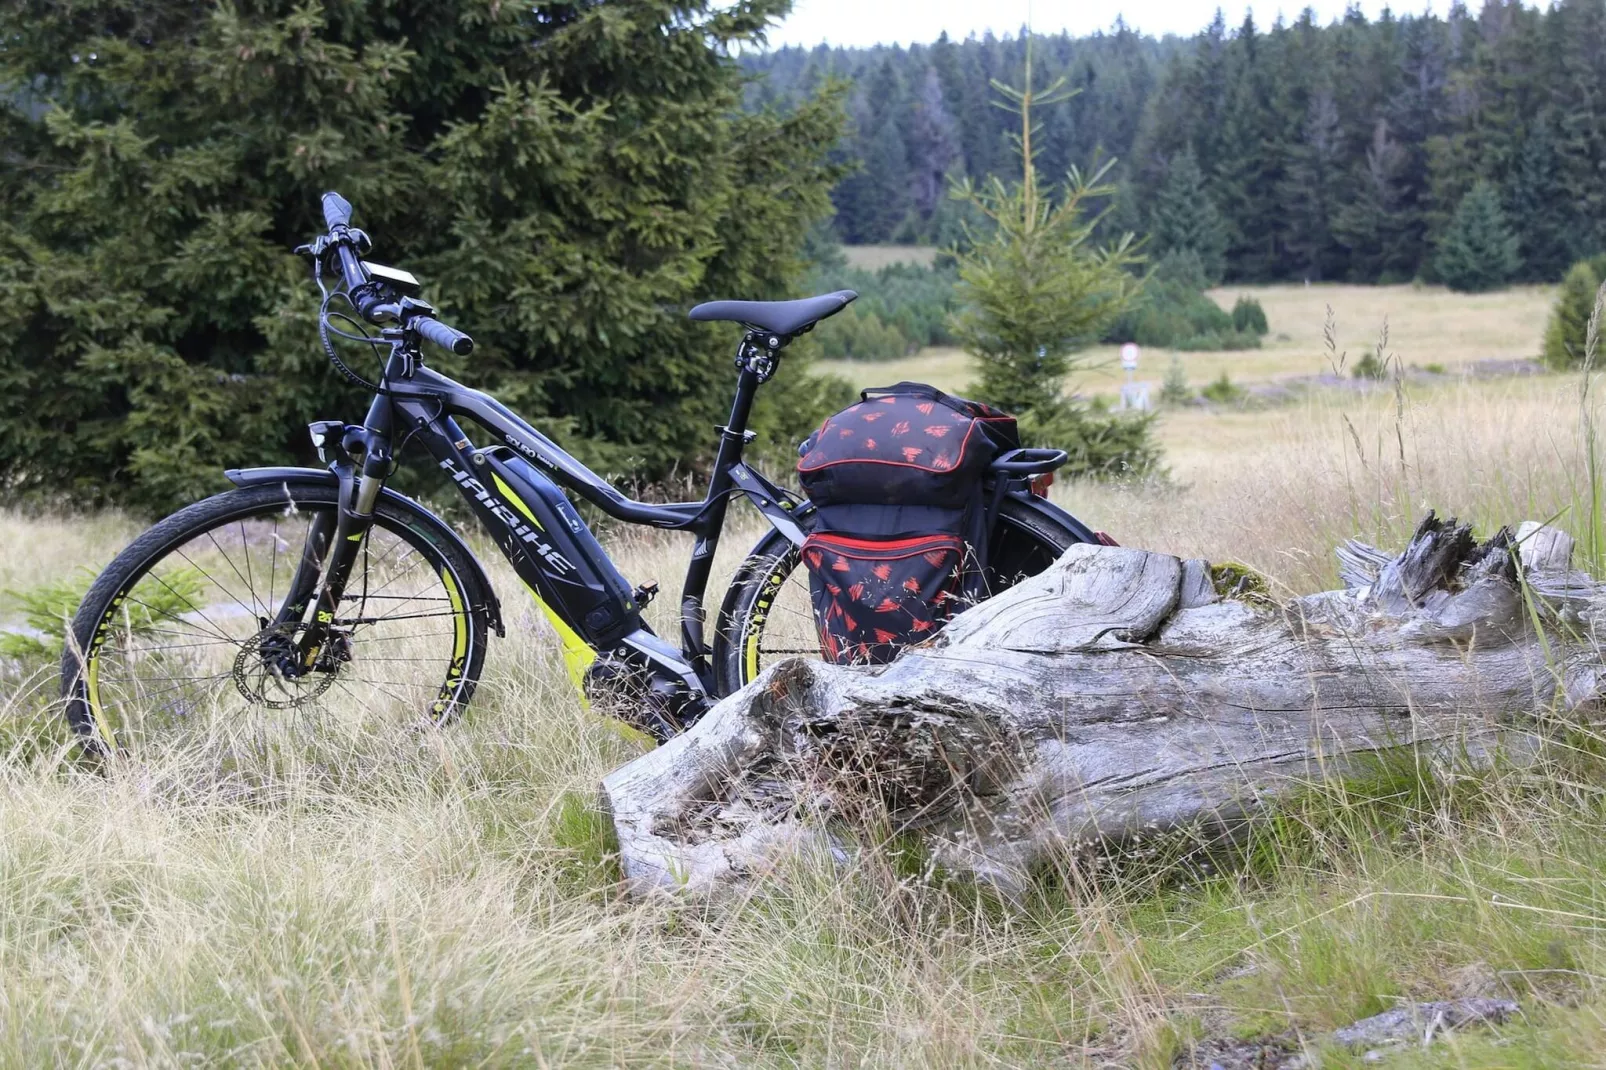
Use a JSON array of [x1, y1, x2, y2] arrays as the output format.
[[3, 359, 1606, 1065], [1068, 370, 1606, 596]]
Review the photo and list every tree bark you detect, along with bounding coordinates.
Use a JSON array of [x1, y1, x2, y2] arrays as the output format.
[[601, 515, 1603, 895]]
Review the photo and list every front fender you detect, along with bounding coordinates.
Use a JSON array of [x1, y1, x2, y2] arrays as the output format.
[[224, 466, 505, 636]]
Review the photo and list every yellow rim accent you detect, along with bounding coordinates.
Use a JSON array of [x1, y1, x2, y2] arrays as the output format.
[[433, 565, 471, 716], [490, 472, 544, 530], [744, 623, 760, 682], [85, 649, 116, 750], [743, 559, 790, 685], [441, 567, 468, 660], [521, 581, 595, 706]]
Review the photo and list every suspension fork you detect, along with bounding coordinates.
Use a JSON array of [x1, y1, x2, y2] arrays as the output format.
[[268, 415, 394, 672]]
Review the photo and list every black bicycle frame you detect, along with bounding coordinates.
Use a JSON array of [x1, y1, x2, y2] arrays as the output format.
[[301, 333, 806, 701]]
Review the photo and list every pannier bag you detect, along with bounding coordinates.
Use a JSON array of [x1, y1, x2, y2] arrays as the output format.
[[797, 382, 1018, 665]]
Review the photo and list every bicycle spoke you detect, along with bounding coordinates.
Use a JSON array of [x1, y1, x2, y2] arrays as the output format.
[[349, 553, 430, 607], [267, 517, 280, 619], [238, 521, 258, 617], [199, 531, 263, 618], [175, 546, 259, 623], [142, 571, 242, 647], [76, 498, 476, 753], [341, 594, 451, 602], [339, 610, 462, 625], [121, 594, 239, 646]]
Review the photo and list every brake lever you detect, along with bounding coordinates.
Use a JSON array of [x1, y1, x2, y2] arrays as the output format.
[[296, 227, 373, 261]]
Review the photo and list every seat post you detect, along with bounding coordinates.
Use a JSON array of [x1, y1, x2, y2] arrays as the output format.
[[720, 331, 774, 446], [679, 332, 775, 680]]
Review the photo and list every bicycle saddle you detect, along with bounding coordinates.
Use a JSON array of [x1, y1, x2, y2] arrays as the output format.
[[689, 289, 857, 336]]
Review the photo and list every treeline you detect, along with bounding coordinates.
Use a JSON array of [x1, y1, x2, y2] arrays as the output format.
[[747, 26, 1173, 251], [746, 0, 1606, 286]]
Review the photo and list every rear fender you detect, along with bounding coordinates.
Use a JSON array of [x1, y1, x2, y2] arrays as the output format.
[[1003, 487, 1100, 545], [224, 466, 505, 636], [728, 463, 808, 546]]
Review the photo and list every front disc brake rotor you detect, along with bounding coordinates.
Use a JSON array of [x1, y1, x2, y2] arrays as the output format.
[[232, 625, 339, 709]]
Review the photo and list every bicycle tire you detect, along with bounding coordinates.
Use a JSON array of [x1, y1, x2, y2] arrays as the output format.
[[61, 482, 492, 754], [711, 495, 1087, 696]]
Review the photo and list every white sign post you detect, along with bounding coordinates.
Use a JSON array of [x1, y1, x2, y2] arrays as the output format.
[[1118, 343, 1150, 411]]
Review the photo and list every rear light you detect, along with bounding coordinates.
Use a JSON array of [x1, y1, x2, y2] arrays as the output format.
[[1094, 531, 1119, 546], [1029, 472, 1054, 498]]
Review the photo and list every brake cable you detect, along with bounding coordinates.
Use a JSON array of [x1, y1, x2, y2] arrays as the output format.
[[315, 254, 391, 394]]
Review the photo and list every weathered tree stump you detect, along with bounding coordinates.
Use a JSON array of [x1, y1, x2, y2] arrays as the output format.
[[601, 514, 1603, 895]]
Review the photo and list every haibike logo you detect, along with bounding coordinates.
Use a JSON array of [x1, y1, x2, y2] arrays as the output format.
[[439, 459, 576, 575]]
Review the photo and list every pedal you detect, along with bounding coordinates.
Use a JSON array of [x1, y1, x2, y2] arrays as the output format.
[[632, 580, 659, 608]]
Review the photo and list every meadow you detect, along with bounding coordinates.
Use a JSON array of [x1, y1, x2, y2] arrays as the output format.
[[818, 281, 1557, 401], [3, 318, 1606, 1065]]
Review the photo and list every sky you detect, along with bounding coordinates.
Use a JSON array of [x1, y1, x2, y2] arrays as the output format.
[[764, 0, 1401, 49]]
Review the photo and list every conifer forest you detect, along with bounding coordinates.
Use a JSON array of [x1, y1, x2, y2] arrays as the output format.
[[746, 0, 1606, 287]]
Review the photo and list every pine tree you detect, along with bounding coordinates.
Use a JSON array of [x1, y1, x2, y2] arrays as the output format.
[[950, 59, 1140, 413], [1280, 85, 1345, 281], [1544, 0, 1606, 258], [834, 103, 914, 242], [1160, 355, 1194, 404], [1381, 14, 1448, 278], [1433, 180, 1521, 292], [1149, 150, 1230, 284], [740, 5, 1606, 289], [1508, 114, 1581, 281], [1543, 260, 1604, 369], [1215, 14, 1289, 281], [1332, 118, 1418, 282], [948, 41, 1152, 476], [905, 67, 960, 223], [0, 0, 844, 510]]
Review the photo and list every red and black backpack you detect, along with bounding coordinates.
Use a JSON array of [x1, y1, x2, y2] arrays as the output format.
[[796, 382, 1019, 665]]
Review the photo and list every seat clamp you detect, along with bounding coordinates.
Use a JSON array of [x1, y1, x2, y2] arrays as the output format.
[[737, 335, 780, 382]]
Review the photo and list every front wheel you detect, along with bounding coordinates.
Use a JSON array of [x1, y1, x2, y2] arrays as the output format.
[[61, 482, 492, 755], [711, 495, 1089, 696]]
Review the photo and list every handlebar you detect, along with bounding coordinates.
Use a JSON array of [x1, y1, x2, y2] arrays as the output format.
[[315, 190, 474, 356], [322, 191, 353, 230], [414, 316, 474, 356]]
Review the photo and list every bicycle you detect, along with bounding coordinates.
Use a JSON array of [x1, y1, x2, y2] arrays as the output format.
[[61, 192, 1099, 753]]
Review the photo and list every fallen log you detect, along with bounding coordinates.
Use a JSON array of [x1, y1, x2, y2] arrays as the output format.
[[601, 514, 1604, 895]]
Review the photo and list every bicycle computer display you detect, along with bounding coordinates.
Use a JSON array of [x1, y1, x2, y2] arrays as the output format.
[[362, 261, 421, 295]]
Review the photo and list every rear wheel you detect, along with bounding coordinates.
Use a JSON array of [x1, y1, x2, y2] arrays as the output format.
[[61, 483, 491, 755], [711, 496, 1087, 696]]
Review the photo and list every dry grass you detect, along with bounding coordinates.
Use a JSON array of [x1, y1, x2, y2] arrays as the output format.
[[817, 282, 1556, 400], [3, 360, 1606, 1066], [1067, 372, 1597, 594]]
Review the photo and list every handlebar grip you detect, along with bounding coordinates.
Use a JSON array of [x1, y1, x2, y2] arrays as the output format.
[[322, 191, 354, 230], [415, 316, 474, 356]]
